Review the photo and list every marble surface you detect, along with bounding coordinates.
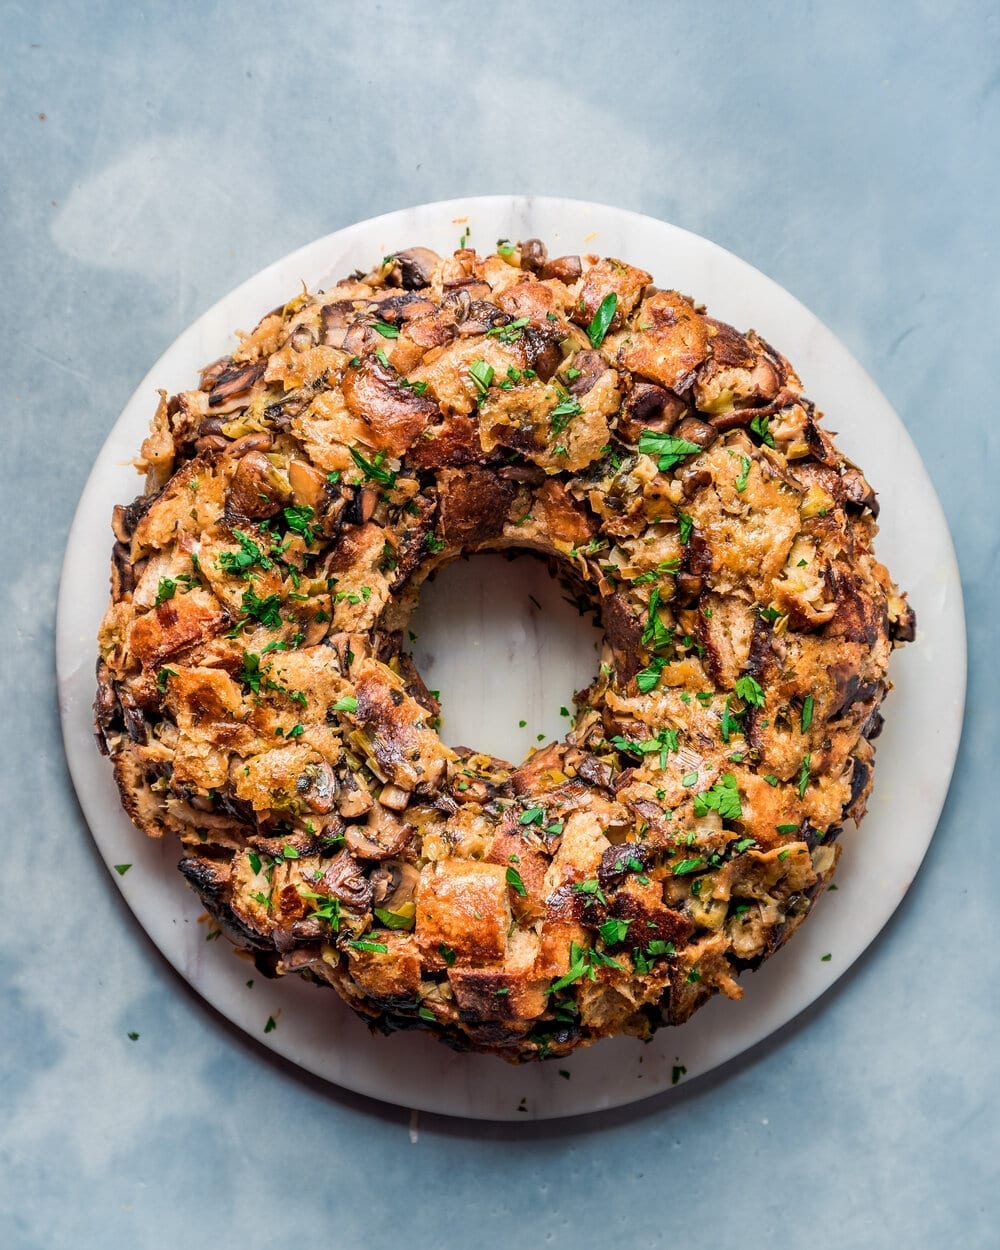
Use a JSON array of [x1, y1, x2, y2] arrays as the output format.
[[1, 0, 996, 1244]]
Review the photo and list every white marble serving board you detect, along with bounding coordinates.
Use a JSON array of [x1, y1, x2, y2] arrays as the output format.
[[56, 197, 966, 1120]]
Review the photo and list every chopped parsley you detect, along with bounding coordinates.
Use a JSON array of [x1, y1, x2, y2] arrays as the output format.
[[549, 941, 623, 992], [735, 674, 766, 708], [638, 430, 703, 472], [798, 754, 812, 799], [264, 1016, 277, 1033], [283, 504, 316, 545], [347, 939, 389, 953], [114, 863, 132, 876], [237, 651, 263, 693], [155, 666, 177, 693], [468, 359, 494, 396], [438, 944, 456, 966], [219, 529, 273, 577], [519, 806, 545, 826], [800, 695, 814, 733], [505, 867, 527, 897], [635, 655, 667, 693], [735, 455, 752, 493], [598, 917, 631, 945], [586, 292, 618, 348], [750, 413, 775, 447], [672, 857, 705, 876], [374, 907, 415, 931], [349, 446, 396, 487], [641, 587, 673, 652], [155, 577, 177, 606], [332, 696, 357, 713], [692, 772, 742, 821], [373, 320, 398, 338], [237, 587, 283, 630], [678, 511, 694, 544], [775, 823, 800, 834]]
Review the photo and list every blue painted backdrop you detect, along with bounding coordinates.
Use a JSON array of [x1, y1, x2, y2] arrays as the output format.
[[1, 2, 995, 1246]]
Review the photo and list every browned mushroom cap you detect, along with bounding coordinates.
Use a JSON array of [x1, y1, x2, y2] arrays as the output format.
[[225, 449, 289, 519], [673, 415, 718, 450], [519, 238, 548, 273], [370, 861, 420, 910], [540, 254, 583, 283], [317, 849, 373, 909], [344, 802, 414, 859], [207, 361, 265, 408], [389, 247, 441, 290], [618, 381, 685, 443]]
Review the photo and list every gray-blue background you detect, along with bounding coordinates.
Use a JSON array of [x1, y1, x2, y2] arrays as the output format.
[[1, 2, 995, 1246]]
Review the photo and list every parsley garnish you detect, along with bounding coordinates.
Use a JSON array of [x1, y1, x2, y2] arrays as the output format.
[[549, 941, 623, 992], [155, 666, 177, 693], [775, 823, 800, 833], [672, 857, 705, 876], [798, 754, 811, 798], [219, 529, 273, 577], [264, 1016, 277, 1033], [238, 651, 262, 693], [347, 939, 389, 953], [638, 430, 702, 472], [438, 944, 456, 966], [750, 413, 775, 447], [598, 917, 631, 945], [678, 512, 694, 544], [332, 696, 357, 713], [519, 806, 545, 826], [505, 867, 527, 897], [238, 587, 283, 630], [283, 504, 316, 545], [468, 359, 494, 396], [373, 320, 398, 338], [641, 587, 673, 652], [635, 656, 667, 693], [692, 772, 742, 820], [800, 695, 814, 733], [299, 890, 340, 929], [114, 863, 131, 876], [735, 674, 765, 708], [349, 446, 396, 487], [586, 292, 617, 348], [155, 578, 177, 606], [735, 455, 751, 493]]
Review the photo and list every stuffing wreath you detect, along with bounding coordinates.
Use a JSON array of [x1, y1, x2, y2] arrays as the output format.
[[96, 239, 914, 1061]]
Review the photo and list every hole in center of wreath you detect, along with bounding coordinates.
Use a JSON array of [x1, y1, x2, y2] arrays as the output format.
[[407, 553, 604, 764]]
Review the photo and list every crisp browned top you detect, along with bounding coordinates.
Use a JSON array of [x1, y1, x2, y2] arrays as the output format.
[[95, 239, 914, 1061]]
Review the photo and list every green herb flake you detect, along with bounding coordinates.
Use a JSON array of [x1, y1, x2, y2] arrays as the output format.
[[671, 1064, 686, 1085], [468, 359, 495, 396], [155, 577, 177, 606], [347, 939, 389, 953], [586, 292, 618, 348], [283, 504, 316, 545], [332, 696, 357, 713], [678, 511, 694, 544], [519, 806, 545, 826], [598, 917, 631, 945], [638, 430, 703, 472], [734, 674, 766, 708], [672, 857, 705, 876], [800, 695, 814, 733], [821, 952, 832, 962], [374, 907, 416, 931], [264, 1015, 277, 1034], [798, 753, 812, 799], [438, 944, 457, 966], [349, 445, 397, 487], [750, 413, 775, 447], [114, 863, 132, 876], [505, 866, 527, 897], [373, 320, 399, 339], [692, 772, 742, 821], [735, 455, 752, 493], [155, 666, 177, 693], [127, 1031, 140, 1041]]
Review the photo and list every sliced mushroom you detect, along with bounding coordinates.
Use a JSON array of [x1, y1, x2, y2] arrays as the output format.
[[519, 238, 548, 273], [389, 247, 441, 290], [207, 361, 265, 408], [369, 860, 420, 910], [318, 850, 373, 910], [344, 801, 414, 859], [540, 255, 583, 283], [673, 415, 718, 450], [225, 450, 289, 519]]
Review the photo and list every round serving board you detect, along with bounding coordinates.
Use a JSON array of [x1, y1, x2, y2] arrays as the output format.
[[56, 197, 965, 1119]]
